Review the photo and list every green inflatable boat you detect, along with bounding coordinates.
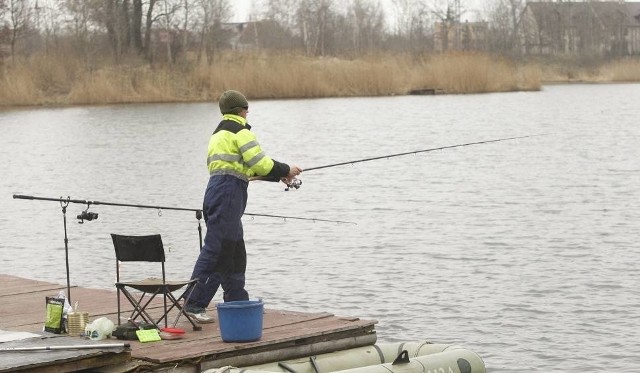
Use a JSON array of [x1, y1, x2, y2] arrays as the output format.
[[204, 341, 485, 373]]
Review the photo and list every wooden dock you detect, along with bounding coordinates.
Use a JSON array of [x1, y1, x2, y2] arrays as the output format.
[[0, 275, 377, 372]]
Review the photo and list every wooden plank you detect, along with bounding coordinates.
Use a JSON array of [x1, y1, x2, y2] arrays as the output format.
[[6, 353, 131, 373], [132, 310, 339, 361], [0, 282, 68, 296], [0, 331, 41, 343], [138, 315, 376, 363], [1, 285, 167, 329], [0, 335, 130, 373]]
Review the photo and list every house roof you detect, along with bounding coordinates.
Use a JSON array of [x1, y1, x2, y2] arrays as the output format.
[[627, 2, 640, 24], [525, 1, 640, 28]]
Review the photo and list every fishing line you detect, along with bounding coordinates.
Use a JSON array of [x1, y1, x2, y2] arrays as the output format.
[[243, 212, 354, 225]]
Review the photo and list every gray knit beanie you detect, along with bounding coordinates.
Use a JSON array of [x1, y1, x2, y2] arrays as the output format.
[[219, 90, 249, 115]]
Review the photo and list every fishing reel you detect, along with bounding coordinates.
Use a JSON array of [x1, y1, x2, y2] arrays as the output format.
[[77, 204, 98, 224], [283, 178, 302, 191]]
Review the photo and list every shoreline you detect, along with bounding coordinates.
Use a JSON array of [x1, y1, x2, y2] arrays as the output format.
[[0, 80, 637, 112]]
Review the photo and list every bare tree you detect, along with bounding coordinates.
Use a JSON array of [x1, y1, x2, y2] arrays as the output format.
[[157, 0, 181, 63], [195, 0, 231, 64], [142, 0, 158, 61], [34, 0, 63, 55], [265, 0, 298, 31], [347, 0, 386, 54], [390, 0, 433, 53], [0, 0, 7, 19], [103, 0, 127, 61], [180, 0, 192, 61], [508, 0, 525, 50], [63, 0, 94, 59], [432, 3, 455, 51], [103, 0, 160, 62], [485, 0, 525, 54], [486, 0, 512, 53], [296, 0, 336, 56], [258, 0, 303, 51], [0, 0, 9, 67], [391, 0, 412, 37], [131, 0, 143, 52], [8, 0, 33, 62]]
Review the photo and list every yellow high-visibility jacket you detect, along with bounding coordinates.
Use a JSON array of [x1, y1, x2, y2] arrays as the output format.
[[206, 114, 289, 181]]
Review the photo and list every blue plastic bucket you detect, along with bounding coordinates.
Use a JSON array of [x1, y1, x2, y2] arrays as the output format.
[[216, 299, 264, 342]]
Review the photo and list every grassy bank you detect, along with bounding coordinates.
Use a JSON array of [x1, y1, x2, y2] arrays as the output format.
[[1, 51, 638, 108]]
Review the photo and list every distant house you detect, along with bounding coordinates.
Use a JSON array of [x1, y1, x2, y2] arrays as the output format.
[[220, 22, 248, 50], [433, 20, 488, 52], [221, 21, 300, 51], [518, 1, 640, 56]]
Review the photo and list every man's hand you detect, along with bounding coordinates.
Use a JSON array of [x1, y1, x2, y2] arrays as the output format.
[[280, 165, 303, 190], [283, 165, 303, 184]]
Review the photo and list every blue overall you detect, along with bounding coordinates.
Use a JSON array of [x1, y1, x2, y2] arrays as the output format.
[[186, 175, 250, 311]]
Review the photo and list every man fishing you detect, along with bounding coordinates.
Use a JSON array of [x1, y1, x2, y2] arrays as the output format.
[[185, 90, 302, 323]]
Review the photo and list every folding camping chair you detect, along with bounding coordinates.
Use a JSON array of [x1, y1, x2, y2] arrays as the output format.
[[111, 233, 201, 331]]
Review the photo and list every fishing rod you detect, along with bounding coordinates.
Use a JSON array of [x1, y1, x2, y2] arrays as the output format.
[[281, 134, 545, 190], [13, 194, 355, 302], [0, 343, 130, 352]]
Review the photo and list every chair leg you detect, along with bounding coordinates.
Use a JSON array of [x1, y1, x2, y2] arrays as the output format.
[[117, 285, 202, 332], [159, 284, 201, 331], [165, 292, 201, 331], [116, 287, 122, 326], [118, 287, 161, 328]]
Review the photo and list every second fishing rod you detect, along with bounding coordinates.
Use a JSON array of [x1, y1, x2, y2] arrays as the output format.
[[11, 193, 356, 304]]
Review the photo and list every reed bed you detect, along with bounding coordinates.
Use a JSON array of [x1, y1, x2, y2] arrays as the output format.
[[537, 56, 640, 83], [600, 58, 640, 82], [408, 52, 541, 93], [197, 52, 401, 99], [4, 51, 638, 108]]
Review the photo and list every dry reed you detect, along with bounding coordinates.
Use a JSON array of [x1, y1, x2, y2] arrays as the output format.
[[601, 58, 640, 82], [537, 56, 640, 83], [0, 65, 42, 106], [408, 52, 541, 93]]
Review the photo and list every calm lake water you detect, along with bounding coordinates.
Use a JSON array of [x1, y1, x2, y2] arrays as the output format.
[[1, 84, 639, 372]]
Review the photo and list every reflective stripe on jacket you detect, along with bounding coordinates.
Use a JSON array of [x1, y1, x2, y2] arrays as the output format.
[[207, 114, 276, 180]]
